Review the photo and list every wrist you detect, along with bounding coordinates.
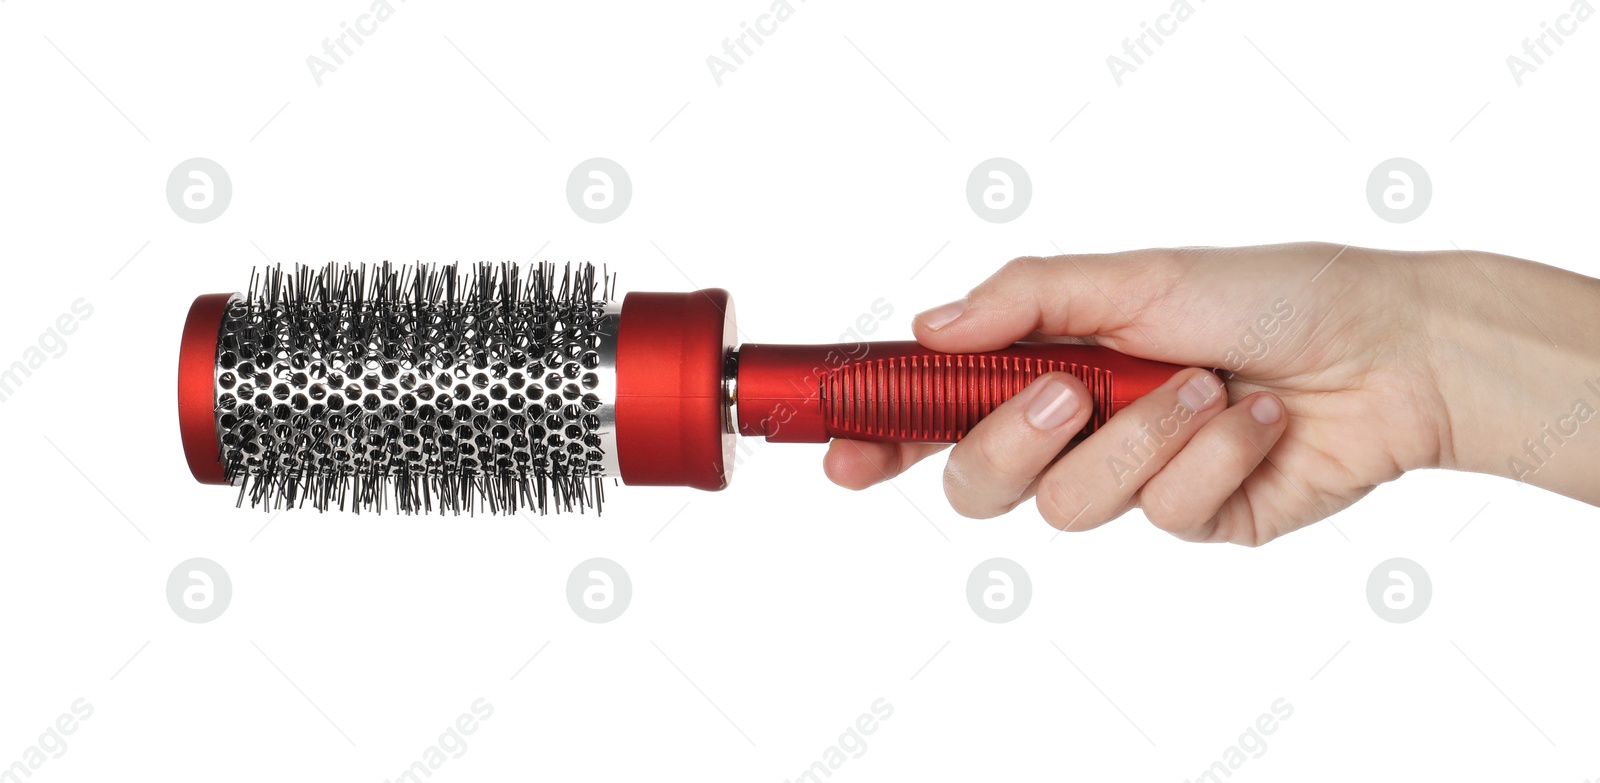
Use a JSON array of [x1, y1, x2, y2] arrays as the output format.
[[1416, 249, 1600, 499]]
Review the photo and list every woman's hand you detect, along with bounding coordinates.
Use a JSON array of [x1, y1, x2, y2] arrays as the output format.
[[822, 243, 1600, 544]]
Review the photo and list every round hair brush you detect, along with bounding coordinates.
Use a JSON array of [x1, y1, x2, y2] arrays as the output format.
[[177, 262, 1181, 514]]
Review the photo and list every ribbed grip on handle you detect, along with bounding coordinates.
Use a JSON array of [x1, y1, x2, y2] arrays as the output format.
[[736, 341, 1183, 444], [824, 353, 1113, 441]]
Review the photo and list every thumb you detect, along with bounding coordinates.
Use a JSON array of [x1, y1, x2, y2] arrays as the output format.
[[912, 253, 1175, 355]]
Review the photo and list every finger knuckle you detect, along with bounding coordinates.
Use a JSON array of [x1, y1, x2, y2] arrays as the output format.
[[971, 429, 1028, 477], [1035, 477, 1091, 531], [942, 459, 999, 519], [1297, 240, 1347, 260], [1158, 246, 1201, 266], [1001, 255, 1046, 275], [1208, 436, 1257, 474], [1140, 490, 1202, 535], [1223, 515, 1272, 548], [980, 256, 1046, 297]]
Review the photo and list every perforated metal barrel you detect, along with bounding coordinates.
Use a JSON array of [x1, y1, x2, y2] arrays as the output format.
[[178, 263, 616, 514]]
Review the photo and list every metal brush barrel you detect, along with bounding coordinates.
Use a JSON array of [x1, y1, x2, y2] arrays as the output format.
[[187, 263, 617, 514]]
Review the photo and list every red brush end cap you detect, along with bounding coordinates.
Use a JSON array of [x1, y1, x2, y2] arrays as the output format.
[[178, 293, 232, 485], [614, 290, 737, 490]]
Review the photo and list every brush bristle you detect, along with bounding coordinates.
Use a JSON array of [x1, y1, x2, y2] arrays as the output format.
[[213, 261, 616, 515]]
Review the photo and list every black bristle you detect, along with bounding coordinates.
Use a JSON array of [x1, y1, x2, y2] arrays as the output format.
[[214, 261, 617, 515]]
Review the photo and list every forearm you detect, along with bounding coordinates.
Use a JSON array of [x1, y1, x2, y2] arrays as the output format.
[[1420, 249, 1600, 503]]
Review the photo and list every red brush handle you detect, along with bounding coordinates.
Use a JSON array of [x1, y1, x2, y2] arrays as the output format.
[[736, 341, 1183, 443]]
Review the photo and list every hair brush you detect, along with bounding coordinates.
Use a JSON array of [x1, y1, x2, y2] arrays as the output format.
[[177, 262, 1181, 514]]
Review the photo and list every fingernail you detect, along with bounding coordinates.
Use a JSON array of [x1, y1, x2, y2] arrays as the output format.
[[916, 298, 967, 331], [1250, 395, 1283, 425], [1026, 378, 1080, 429], [1176, 372, 1223, 413]]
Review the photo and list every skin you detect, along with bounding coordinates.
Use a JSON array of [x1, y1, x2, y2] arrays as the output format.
[[823, 243, 1600, 545]]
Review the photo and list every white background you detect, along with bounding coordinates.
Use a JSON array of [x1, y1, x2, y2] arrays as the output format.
[[2, 1, 1598, 781]]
